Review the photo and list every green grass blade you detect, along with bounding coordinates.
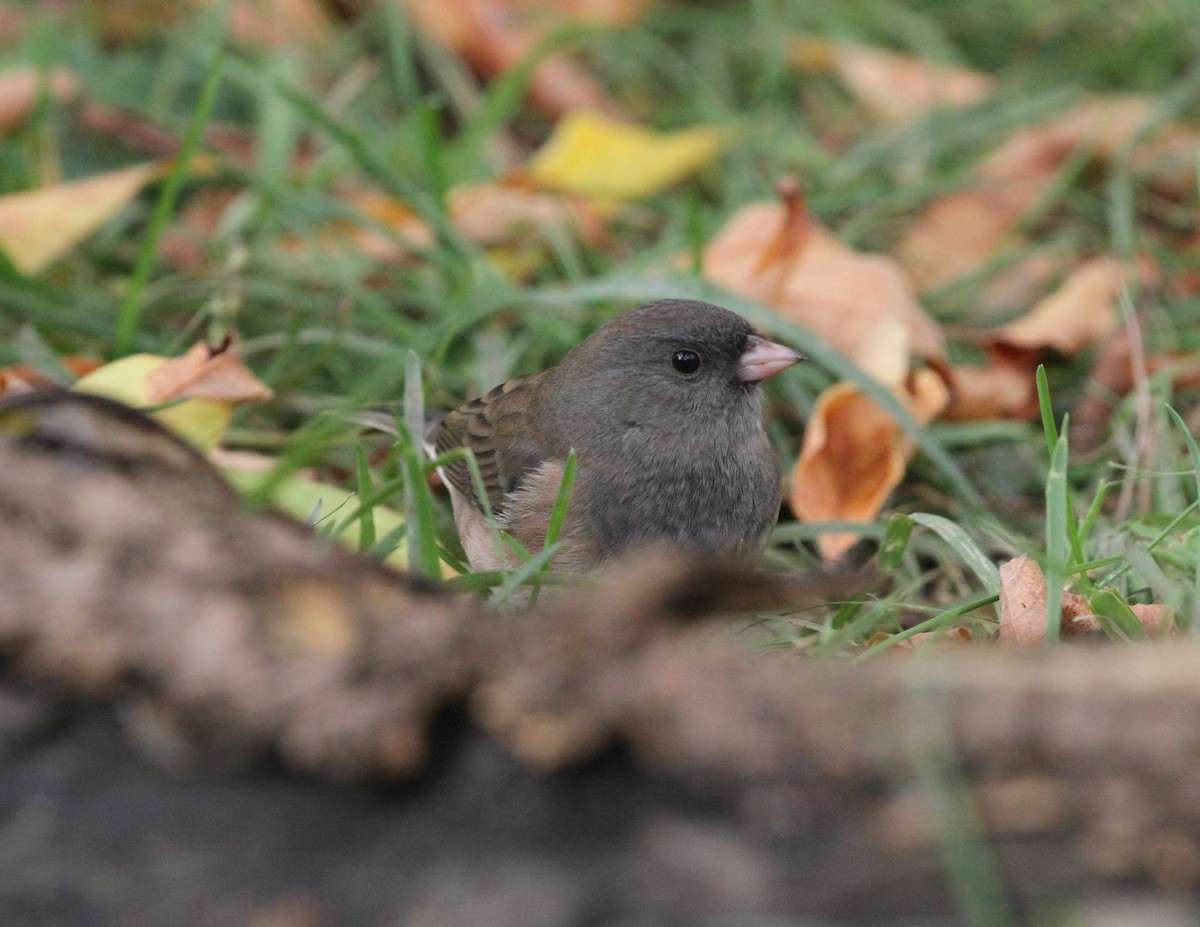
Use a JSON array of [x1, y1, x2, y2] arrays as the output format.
[[1044, 429, 1071, 643], [1035, 364, 1057, 458], [400, 353, 442, 578], [114, 48, 225, 355], [1088, 589, 1150, 642], [907, 513, 1000, 595], [353, 444, 377, 551]]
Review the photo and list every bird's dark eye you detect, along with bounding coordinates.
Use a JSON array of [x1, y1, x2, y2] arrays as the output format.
[[671, 350, 701, 374]]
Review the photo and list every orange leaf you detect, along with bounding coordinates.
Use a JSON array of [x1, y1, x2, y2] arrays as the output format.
[[792, 38, 995, 123], [0, 67, 77, 135], [0, 161, 167, 275], [703, 181, 943, 380], [790, 368, 949, 560]]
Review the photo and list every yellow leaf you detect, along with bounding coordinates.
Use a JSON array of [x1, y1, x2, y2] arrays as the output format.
[[0, 161, 166, 275], [223, 468, 414, 570], [528, 112, 724, 201], [73, 342, 273, 451]]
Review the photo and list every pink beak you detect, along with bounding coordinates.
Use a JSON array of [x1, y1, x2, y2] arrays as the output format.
[[738, 334, 804, 382]]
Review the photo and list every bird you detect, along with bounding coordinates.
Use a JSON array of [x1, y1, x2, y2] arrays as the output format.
[[428, 298, 802, 574]]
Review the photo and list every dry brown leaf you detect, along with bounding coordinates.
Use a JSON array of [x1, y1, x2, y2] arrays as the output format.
[[702, 181, 944, 380], [999, 556, 1170, 644], [895, 183, 1042, 293], [508, 0, 650, 21], [977, 250, 1068, 315], [997, 554, 1049, 645], [407, 0, 628, 116], [0, 161, 167, 275], [989, 257, 1147, 356], [977, 95, 1157, 180], [896, 95, 1189, 292], [1062, 595, 1171, 638], [0, 3, 26, 44], [448, 177, 608, 246], [942, 361, 1038, 422], [146, 341, 274, 404], [280, 180, 608, 268], [890, 626, 973, 651], [213, 0, 333, 48], [792, 38, 995, 123], [97, 0, 332, 46], [790, 368, 949, 560], [0, 67, 77, 135]]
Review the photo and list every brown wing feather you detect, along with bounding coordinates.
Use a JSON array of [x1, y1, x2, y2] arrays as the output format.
[[429, 372, 560, 518]]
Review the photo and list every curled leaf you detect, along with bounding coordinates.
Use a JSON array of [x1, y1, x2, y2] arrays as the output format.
[[790, 368, 949, 560]]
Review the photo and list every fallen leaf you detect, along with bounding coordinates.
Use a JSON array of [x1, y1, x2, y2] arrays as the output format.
[[406, 0, 630, 116], [198, 0, 333, 48], [997, 554, 1049, 645], [449, 176, 609, 246], [222, 466, 425, 572], [74, 341, 273, 451], [790, 368, 950, 560], [998, 555, 1170, 644], [792, 37, 995, 123], [0, 67, 77, 135], [0, 4, 25, 43], [529, 111, 725, 201], [890, 626, 973, 650], [0, 161, 167, 275], [702, 180, 943, 380], [332, 189, 436, 262], [941, 361, 1038, 421], [896, 94, 1189, 292], [1062, 593, 1171, 638], [0, 356, 102, 395], [988, 257, 1146, 355], [147, 340, 275, 404], [92, 0, 332, 45], [976, 250, 1068, 315], [893, 182, 1041, 293]]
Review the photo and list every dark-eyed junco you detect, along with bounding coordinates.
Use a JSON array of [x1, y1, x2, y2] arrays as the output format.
[[429, 298, 802, 573]]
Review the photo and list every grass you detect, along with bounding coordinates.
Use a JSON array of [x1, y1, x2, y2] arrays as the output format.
[[1, 0, 1199, 641]]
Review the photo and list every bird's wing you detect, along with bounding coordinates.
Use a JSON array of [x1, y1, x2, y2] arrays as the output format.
[[428, 372, 561, 519]]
